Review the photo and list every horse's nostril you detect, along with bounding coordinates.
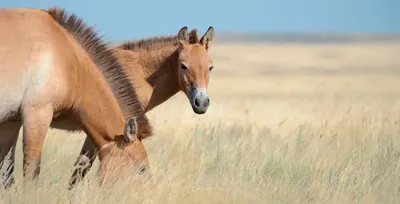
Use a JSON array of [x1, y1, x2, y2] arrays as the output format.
[[204, 98, 210, 107], [195, 98, 200, 107]]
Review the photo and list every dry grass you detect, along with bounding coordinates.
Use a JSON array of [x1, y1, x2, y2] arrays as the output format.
[[1, 41, 400, 204]]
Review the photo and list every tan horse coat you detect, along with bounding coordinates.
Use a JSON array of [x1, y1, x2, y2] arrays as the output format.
[[0, 7, 152, 188], [68, 26, 215, 188]]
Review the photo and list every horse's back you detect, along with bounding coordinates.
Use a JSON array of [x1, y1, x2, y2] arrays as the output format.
[[0, 8, 75, 122]]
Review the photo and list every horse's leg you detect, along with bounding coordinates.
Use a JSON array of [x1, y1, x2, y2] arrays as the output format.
[[0, 121, 22, 189], [21, 104, 53, 182], [68, 136, 97, 189]]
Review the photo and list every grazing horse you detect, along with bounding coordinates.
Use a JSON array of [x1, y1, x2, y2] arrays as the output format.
[[0, 7, 152, 188], [68, 26, 215, 188]]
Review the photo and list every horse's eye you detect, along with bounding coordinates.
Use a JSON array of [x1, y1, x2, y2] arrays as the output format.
[[209, 66, 214, 71], [181, 64, 187, 70]]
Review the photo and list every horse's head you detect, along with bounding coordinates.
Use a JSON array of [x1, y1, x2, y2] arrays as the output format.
[[98, 116, 151, 184], [176, 26, 215, 114]]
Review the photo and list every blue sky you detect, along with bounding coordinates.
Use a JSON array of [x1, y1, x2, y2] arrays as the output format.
[[3, 0, 400, 40]]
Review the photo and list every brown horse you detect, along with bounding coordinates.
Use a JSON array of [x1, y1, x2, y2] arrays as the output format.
[[0, 7, 152, 188], [68, 26, 215, 188]]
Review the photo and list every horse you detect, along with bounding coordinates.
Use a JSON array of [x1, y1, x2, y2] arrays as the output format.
[[0, 7, 152, 188], [68, 26, 215, 188]]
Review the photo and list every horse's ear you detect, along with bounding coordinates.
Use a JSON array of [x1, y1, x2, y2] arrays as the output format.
[[178, 26, 189, 48], [200, 26, 214, 50], [124, 116, 138, 142]]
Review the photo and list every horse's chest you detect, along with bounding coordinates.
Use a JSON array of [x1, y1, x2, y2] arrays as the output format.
[[50, 114, 83, 131]]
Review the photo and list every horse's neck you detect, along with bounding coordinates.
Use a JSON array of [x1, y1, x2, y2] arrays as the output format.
[[75, 61, 126, 147], [115, 46, 180, 112], [146, 50, 181, 112]]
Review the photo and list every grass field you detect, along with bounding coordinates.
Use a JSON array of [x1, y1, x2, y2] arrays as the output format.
[[1, 40, 400, 203]]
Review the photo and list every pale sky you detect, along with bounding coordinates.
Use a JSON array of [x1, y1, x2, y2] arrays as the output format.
[[3, 0, 399, 40]]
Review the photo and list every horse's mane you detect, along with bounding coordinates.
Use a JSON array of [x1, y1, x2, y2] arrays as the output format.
[[47, 7, 152, 139], [118, 29, 199, 51]]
